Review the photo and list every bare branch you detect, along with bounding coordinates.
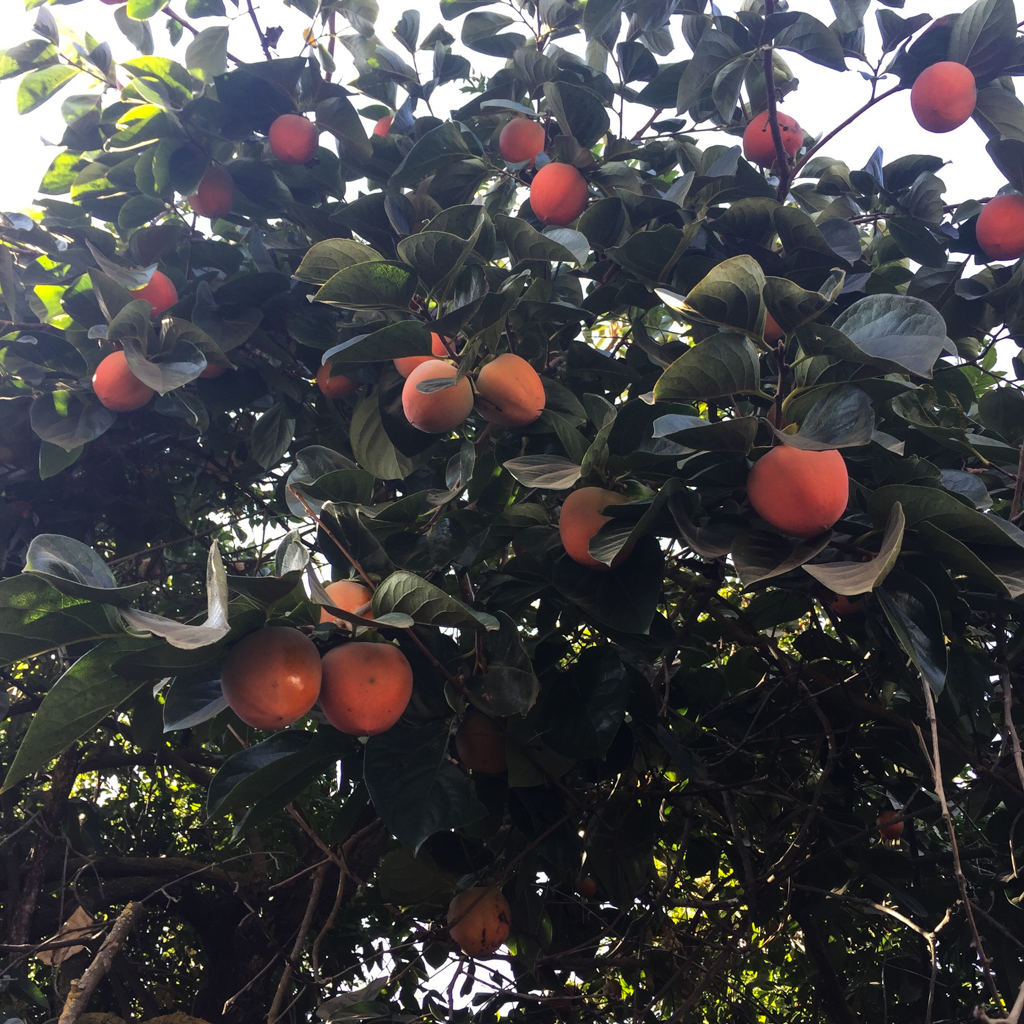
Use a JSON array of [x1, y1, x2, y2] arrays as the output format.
[[57, 902, 145, 1024]]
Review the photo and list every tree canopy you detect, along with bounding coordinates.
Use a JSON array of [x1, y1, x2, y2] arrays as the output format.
[[2, 0, 1024, 1022]]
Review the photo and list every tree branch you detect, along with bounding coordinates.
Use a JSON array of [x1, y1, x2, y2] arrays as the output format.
[[57, 902, 145, 1024], [761, 0, 792, 200], [915, 681, 1003, 1009], [267, 864, 327, 1023], [6, 748, 80, 945]]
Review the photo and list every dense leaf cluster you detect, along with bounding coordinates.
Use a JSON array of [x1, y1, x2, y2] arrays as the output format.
[[2, 0, 1024, 1022]]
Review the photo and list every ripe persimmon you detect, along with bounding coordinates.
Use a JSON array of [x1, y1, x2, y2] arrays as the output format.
[[220, 626, 323, 730], [764, 311, 784, 344], [132, 270, 177, 318], [373, 115, 393, 137], [830, 594, 861, 616], [199, 363, 227, 379], [530, 162, 588, 226], [455, 709, 507, 773], [317, 363, 358, 398], [320, 579, 374, 628], [447, 887, 511, 957], [401, 359, 473, 433], [742, 110, 802, 165], [319, 641, 413, 736], [747, 445, 848, 538], [499, 118, 545, 164], [92, 351, 155, 413], [910, 61, 976, 133], [474, 353, 546, 428], [559, 487, 630, 570], [269, 113, 319, 164], [976, 194, 1024, 261], [188, 165, 234, 219], [578, 877, 598, 899], [394, 333, 449, 377], [877, 809, 904, 840]]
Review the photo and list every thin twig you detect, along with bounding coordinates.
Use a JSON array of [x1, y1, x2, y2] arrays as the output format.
[[791, 82, 903, 179], [915, 681, 1002, 1009], [247, 0, 274, 60], [267, 864, 327, 1023], [1012, 442, 1024, 520]]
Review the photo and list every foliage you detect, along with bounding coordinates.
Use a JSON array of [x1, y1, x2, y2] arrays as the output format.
[[0, 0, 1024, 1022]]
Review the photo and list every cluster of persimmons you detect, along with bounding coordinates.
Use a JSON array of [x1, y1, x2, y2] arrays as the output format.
[[84, 53, 993, 960]]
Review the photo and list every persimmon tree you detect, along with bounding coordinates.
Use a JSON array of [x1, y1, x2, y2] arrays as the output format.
[[2, 0, 1024, 1022]]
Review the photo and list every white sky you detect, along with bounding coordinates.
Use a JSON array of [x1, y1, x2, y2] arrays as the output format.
[[1, 0, 1021, 211]]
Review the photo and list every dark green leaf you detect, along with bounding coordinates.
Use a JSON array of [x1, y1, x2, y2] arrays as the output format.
[[653, 332, 761, 403], [3, 638, 153, 793], [775, 383, 874, 450], [533, 647, 630, 758], [315, 262, 418, 310], [364, 713, 486, 851], [877, 570, 947, 696], [804, 502, 904, 595]]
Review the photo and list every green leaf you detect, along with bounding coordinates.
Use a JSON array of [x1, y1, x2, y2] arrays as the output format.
[[774, 383, 874, 450], [583, 0, 625, 40], [495, 215, 579, 264], [162, 669, 227, 732], [0, 575, 118, 670], [208, 731, 342, 818], [731, 530, 832, 587], [127, 0, 171, 19], [17, 65, 80, 115], [377, 846, 457, 906], [825, 294, 949, 378], [323, 321, 431, 364], [294, 239, 383, 285], [39, 442, 82, 480], [185, 0, 226, 15], [869, 484, 1024, 551], [389, 121, 472, 188], [947, 0, 1016, 78], [804, 502, 905, 595], [532, 647, 630, 759], [251, 403, 295, 469], [658, 255, 766, 336], [653, 414, 758, 453], [552, 534, 663, 634], [608, 224, 698, 283], [185, 25, 228, 81], [763, 272, 845, 333], [365, 712, 486, 852], [350, 392, 415, 480], [29, 392, 115, 452], [24, 534, 146, 606], [774, 13, 847, 71], [3, 638, 153, 792], [543, 81, 610, 148], [121, 543, 229, 650], [373, 570, 497, 631], [396, 229, 478, 296], [314, 262, 418, 310], [877, 570, 947, 696], [115, 7, 155, 53], [123, 335, 207, 395], [316, 94, 373, 160], [502, 454, 582, 489], [653, 332, 761, 403], [466, 612, 540, 717]]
